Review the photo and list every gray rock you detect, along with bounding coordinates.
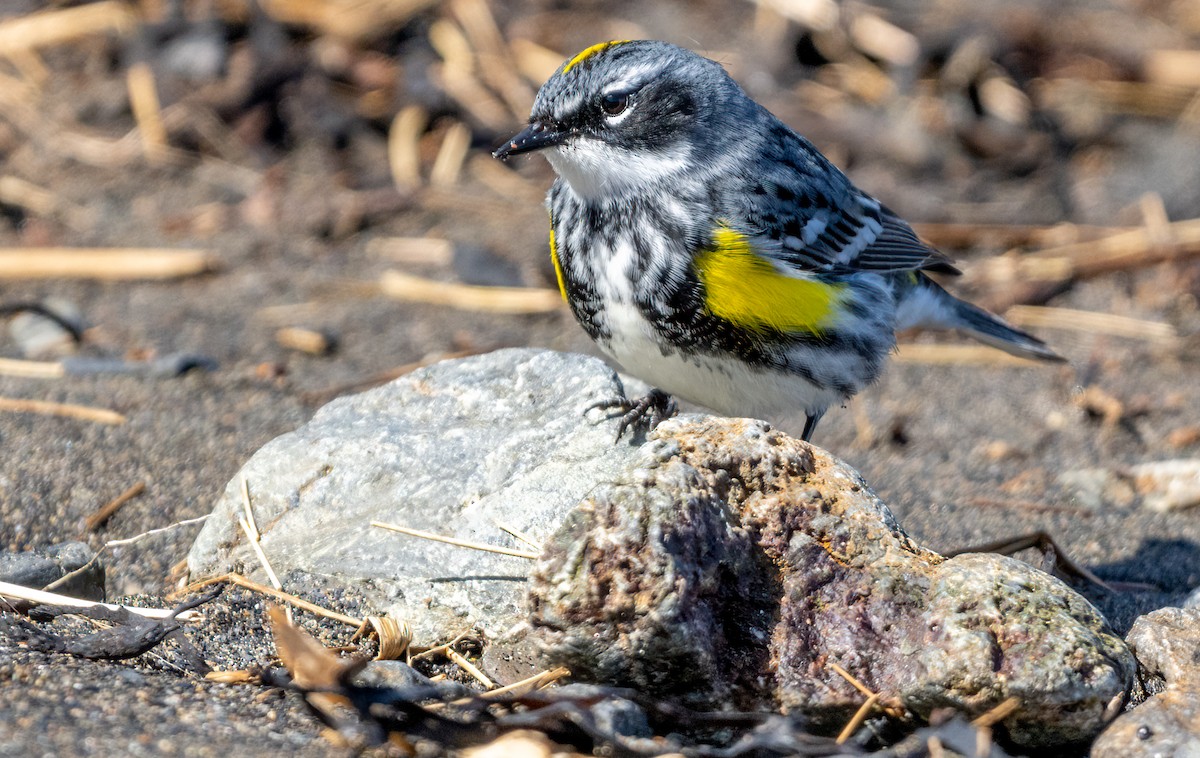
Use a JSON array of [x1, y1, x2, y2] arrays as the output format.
[[1092, 687, 1200, 758], [1127, 607, 1200, 691], [187, 349, 648, 643], [187, 348, 1133, 747], [1094, 607, 1200, 757], [0, 542, 104, 600], [528, 415, 1134, 746]]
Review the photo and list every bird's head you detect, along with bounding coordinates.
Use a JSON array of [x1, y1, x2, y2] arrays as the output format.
[[494, 40, 743, 200]]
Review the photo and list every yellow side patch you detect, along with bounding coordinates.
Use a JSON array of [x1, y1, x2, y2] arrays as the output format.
[[549, 219, 567, 302], [562, 40, 632, 74], [695, 225, 846, 334]]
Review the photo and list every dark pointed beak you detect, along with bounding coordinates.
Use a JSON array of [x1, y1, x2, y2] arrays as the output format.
[[493, 121, 567, 160]]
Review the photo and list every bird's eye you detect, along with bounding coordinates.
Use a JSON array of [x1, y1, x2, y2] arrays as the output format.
[[600, 92, 629, 116]]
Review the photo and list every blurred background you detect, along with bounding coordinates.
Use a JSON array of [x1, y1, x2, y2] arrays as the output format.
[[1, 0, 1199, 614]]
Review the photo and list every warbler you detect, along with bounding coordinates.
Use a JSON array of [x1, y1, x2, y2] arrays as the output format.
[[494, 40, 1063, 441]]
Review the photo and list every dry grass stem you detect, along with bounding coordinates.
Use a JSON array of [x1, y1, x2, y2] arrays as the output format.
[[0, 357, 65, 379], [238, 478, 284, 599], [429, 121, 472, 187], [1004, 305, 1177, 345], [893, 343, 1045, 366], [478, 666, 570, 699], [0, 396, 126, 425], [829, 662, 873, 698], [126, 62, 169, 164], [0, 1, 136, 57], [0, 248, 215, 280], [493, 520, 542, 552], [836, 692, 881, 744], [366, 236, 454, 265], [446, 647, 495, 688], [371, 521, 540, 560], [184, 573, 364, 628], [380, 270, 563, 314], [0, 580, 198, 621], [85, 481, 146, 532], [275, 327, 333, 355], [449, 0, 533, 117], [409, 631, 471, 662], [205, 669, 260, 684], [388, 105, 427, 188]]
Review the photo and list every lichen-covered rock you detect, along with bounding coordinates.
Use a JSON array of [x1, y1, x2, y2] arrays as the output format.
[[528, 416, 1134, 746], [186, 348, 1133, 747]]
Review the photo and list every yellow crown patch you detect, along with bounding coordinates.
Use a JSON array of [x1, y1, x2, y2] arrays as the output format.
[[562, 40, 633, 74]]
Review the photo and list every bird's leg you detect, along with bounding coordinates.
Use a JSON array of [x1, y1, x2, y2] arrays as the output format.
[[585, 389, 677, 442], [802, 411, 824, 442]]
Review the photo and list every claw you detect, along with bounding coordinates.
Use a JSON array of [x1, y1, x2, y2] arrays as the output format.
[[589, 389, 677, 442]]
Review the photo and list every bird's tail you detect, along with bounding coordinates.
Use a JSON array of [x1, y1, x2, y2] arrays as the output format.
[[897, 276, 1066, 363]]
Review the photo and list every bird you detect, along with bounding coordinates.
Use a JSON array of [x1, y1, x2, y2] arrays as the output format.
[[494, 40, 1063, 442]]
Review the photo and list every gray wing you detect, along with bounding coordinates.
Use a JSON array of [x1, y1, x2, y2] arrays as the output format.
[[735, 128, 958, 276]]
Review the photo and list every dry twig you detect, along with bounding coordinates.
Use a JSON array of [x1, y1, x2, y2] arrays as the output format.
[[85, 481, 146, 532], [0, 396, 125, 425], [0, 248, 216, 280], [380, 270, 562, 314]]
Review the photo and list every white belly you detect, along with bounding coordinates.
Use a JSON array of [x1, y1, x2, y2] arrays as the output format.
[[599, 302, 843, 419]]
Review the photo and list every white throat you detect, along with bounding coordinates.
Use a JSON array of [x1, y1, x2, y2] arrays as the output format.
[[545, 139, 690, 202]]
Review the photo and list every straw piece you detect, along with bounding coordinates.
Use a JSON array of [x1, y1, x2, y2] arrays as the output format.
[[848, 12, 918, 66], [0, 580, 197, 621], [380, 270, 563, 314], [205, 669, 259, 684], [275, 327, 334, 355], [184, 573, 364, 628], [126, 62, 168, 164], [0, 1, 136, 56], [478, 666, 570, 699], [388, 105, 427, 189], [893, 343, 1046, 367], [0, 248, 215, 280], [836, 692, 881, 744], [1004, 305, 1177, 344], [0, 396, 125, 424], [371, 521, 540, 560], [494, 520, 542, 552], [366, 236, 454, 265], [0, 357, 65, 379], [85, 481, 146, 532], [972, 696, 1021, 728], [429, 121, 472, 187], [0, 175, 57, 217], [449, 0, 533, 117], [446, 647, 495, 688]]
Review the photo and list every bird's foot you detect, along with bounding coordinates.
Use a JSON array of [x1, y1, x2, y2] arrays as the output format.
[[585, 388, 677, 442]]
